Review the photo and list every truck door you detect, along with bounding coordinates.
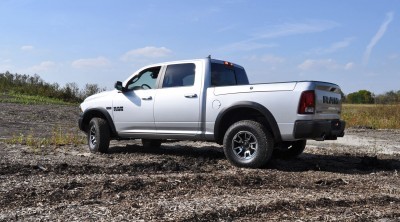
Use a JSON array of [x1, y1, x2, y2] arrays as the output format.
[[112, 66, 161, 135], [154, 62, 202, 135]]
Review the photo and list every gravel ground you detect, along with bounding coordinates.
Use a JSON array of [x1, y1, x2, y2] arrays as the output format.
[[1, 103, 399, 221]]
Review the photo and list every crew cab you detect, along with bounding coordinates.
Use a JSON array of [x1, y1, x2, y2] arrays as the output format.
[[79, 57, 345, 168]]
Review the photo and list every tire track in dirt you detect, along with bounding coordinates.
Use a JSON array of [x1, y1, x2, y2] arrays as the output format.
[[1, 165, 398, 210], [2, 152, 399, 176], [181, 196, 400, 221]]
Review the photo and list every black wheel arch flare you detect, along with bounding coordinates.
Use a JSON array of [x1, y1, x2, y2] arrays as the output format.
[[214, 101, 282, 144], [79, 107, 118, 138]]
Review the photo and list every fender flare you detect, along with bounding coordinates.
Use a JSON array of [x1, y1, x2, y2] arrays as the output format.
[[79, 108, 118, 137], [214, 101, 281, 143]]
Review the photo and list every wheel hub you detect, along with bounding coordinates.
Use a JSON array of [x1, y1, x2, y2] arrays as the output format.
[[89, 126, 97, 148], [232, 131, 258, 160]]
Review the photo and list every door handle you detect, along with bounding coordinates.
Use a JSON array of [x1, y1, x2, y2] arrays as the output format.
[[184, 94, 197, 98], [142, 96, 152, 100]]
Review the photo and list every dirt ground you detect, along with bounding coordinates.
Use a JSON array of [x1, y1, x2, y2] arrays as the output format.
[[1, 103, 399, 221]]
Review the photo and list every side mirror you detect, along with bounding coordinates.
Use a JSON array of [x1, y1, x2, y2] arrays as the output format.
[[114, 81, 125, 92]]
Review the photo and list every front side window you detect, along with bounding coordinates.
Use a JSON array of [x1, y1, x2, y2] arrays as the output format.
[[162, 63, 196, 88], [126, 66, 161, 90], [211, 63, 249, 86]]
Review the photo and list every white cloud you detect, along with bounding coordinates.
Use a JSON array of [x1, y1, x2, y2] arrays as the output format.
[[328, 38, 354, 52], [121, 46, 172, 61], [221, 42, 278, 51], [298, 59, 336, 70], [344, 62, 354, 70], [251, 20, 339, 40], [27, 61, 56, 73], [72, 56, 111, 69], [247, 54, 285, 64], [217, 24, 238, 33], [388, 53, 399, 60], [0, 60, 56, 74], [298, 59, 353, 71], [260, 55, 285, 64], [363, 12, 394, 65], [221, 20, 338, 52], [21, 45, 34, 51], [0, 63, 13, 72], [311, 37, 354, 54]]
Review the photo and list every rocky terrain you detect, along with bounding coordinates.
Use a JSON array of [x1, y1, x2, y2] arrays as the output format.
[[1, 103, 399, 221]]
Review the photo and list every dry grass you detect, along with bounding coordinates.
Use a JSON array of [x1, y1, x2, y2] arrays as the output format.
[[342, 104, 400, 129], [4, 127, 86, 149]]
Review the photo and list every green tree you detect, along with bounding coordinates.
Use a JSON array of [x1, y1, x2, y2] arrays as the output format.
[[0, 72, 106, 103], [346, 90, 375, 104], [375, 90, 400, 104], [81, 83, 106, 99]]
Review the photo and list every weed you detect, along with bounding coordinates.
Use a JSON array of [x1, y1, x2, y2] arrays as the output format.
[[3, 127, 86, 149], [0, 91, 74, 105], [342, 104, 400, 129]]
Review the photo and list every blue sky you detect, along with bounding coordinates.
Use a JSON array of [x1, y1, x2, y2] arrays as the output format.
[[0, 0, 399, 94]]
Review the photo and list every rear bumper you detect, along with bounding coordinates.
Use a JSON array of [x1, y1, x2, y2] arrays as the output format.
[[293, 119, 345, 140]]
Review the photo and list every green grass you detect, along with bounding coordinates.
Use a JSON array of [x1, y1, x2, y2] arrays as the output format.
[[342, 104, 400, 129], [0, 91, 74, 105]]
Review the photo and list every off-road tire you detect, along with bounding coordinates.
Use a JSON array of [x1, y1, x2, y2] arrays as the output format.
[[223, 120, 274, 168], [274, 140, 306, 159], [88, 117, 110, 153], [142, 139, 162, 149]]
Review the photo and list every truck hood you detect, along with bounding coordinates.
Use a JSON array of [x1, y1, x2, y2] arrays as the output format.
[[84, 90, 115, 102]]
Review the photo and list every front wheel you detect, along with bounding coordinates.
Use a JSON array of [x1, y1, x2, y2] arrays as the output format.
[[223, 120, 274, 168], [88, 117, 110, 153]]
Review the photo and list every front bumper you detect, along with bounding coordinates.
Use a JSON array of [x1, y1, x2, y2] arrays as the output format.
[[293, 119, 345, 141]]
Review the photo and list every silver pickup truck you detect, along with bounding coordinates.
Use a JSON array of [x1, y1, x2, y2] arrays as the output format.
[[79, 57, 345, 168]]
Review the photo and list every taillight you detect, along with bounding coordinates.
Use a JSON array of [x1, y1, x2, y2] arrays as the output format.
[[298, 90, 315, 114]]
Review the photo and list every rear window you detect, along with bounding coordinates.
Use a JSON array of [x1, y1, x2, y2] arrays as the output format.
[[211, 63, 249, 86]]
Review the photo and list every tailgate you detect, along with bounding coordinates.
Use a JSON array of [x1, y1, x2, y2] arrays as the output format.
[[314, 82, 342, 116]]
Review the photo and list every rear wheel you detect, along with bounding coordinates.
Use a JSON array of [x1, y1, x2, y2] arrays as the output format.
[[223, 120, 274, 168], [88, 117, 110, 153], [274, 140, 306, 158], [142, 139, 162, 149]]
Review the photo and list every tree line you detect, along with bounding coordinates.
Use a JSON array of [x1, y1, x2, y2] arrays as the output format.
[[344, 89, 400, 104], [0, 71, 105, 103], [1, 72, 399, 104]]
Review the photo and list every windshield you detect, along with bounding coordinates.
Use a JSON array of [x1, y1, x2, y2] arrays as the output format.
[[126, 66, 161, 90]]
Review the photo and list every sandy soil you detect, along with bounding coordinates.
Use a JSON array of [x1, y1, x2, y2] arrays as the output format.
[[1, 103, 399, 221]]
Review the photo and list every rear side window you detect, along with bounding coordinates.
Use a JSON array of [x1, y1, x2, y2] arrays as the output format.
[[162, 63, 196, 88], [211, 63, 249, 86]]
